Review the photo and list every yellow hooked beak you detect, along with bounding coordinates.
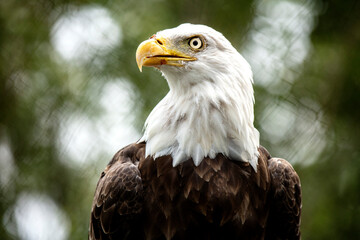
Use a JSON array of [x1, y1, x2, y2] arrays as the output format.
[[136, 37, 197, 72]]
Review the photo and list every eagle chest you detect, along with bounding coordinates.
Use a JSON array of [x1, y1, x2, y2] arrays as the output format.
[[138, 154, 271, 239]]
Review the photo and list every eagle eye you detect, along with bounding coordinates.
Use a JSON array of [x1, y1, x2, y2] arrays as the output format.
[[189, 37, 203, 50]]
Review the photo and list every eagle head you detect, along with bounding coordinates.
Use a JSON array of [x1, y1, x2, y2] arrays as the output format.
[[136, 23, 259, 171]]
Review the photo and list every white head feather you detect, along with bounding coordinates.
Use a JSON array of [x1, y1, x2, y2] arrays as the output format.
[[139, 23, 260, 171]]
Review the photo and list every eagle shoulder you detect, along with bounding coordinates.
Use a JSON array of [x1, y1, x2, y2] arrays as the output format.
[[265, 150, 302, 239], [89, 143, 146, 240]]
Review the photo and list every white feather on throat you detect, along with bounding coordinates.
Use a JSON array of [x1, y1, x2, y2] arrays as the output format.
[[139, 24, 260, 171]]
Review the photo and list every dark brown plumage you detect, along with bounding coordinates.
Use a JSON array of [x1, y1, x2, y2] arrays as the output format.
[[89, 142, 301, 240]]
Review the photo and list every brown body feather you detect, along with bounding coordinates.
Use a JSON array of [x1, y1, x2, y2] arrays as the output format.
[[89, 143, 301, 240]]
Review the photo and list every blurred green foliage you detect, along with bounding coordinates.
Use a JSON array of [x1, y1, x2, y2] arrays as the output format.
[[0, 0, 359, 239]]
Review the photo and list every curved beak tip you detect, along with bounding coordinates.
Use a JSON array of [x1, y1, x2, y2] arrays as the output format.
[[137, 59, 143, 72], [136, 39, 154, 73]]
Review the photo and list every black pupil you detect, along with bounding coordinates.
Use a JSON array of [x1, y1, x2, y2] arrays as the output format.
[[193, 40, 198, 46]]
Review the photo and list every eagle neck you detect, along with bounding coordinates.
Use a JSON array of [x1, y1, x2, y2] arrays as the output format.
[[141, 67, 260, 171]]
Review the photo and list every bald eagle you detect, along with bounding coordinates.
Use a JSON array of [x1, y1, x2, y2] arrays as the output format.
[[89, 24, 301, 240]]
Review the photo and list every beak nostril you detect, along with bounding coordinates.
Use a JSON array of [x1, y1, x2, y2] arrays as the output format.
[[156, 39, 163, 45]]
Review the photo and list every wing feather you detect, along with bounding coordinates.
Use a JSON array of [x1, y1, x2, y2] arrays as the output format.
[[89, 143, 145, 240], [266, 157, 302, 239]]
